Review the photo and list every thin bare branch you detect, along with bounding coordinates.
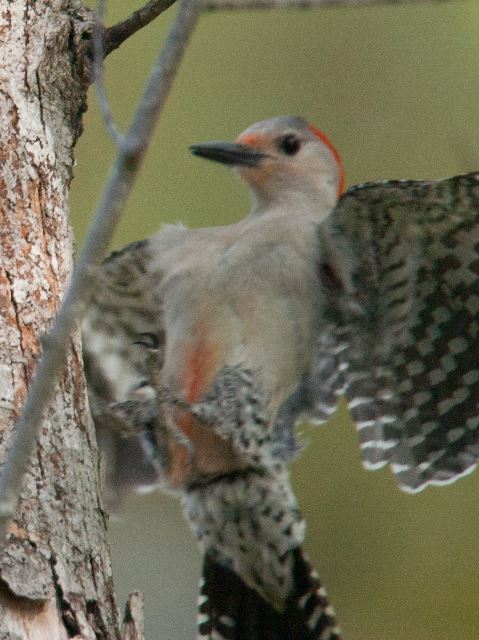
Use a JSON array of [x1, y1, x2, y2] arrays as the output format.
[[204, 0, 446, 9], [101, 0, 443, 58], [93, 0, 123, 145], [0, 0, 202, 543], [104, 0, 177, 56]]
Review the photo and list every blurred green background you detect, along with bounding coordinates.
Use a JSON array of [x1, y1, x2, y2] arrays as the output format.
[[72, 2, 479, 638]]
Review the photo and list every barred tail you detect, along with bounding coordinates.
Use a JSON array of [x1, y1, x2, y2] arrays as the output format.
[[197, 548, 342, 640]]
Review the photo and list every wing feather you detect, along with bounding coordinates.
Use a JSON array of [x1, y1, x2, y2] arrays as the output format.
[[312, 173, 479, 491], [82, 239, 164, 503]]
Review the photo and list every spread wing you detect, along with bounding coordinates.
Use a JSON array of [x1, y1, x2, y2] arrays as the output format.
[[308, 173, 479, 492], [82, 239, 164, 505]]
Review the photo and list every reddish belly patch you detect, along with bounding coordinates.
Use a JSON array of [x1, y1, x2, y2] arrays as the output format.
[[166, 410, 246, 489], [181, 337, 219, 404], [164, 335, 246, 488]]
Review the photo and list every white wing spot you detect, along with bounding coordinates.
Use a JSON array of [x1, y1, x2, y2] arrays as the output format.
[[417, 339, 434, 356], [219, 615, 235, 628], [432, 306, 451, 323], [298, 593, 311, 609], [404, 407, 419, 421], [314, 402, 337, 416], [463, 369, 479, 386], [438, 397, 454, 415], [307, 605, 325, 631], [356, 419, 376, 429], [426, 324, 442, 341], [406, 434, 425, 447], [428, 368, 446, 385], [197, 612, 210, 626], [348, 371, 370, 383], [454, 386, 469, 403], [392, 463, 412, 473], [466, 416, 479, 430], [361, 440, 396, 451], [398, 378, 414, 393], [447, 427, 465, 443], [377, 388, 394, 401], [349, 397, 372, 409], [465, 294, 479, 314], [421, 421, 439, 435], [440, 354, 457, 374], [363, 459, 389, 470], [413, 391, 432, 406], [448, 336, 468, 354], [407, 360, 425, 376]]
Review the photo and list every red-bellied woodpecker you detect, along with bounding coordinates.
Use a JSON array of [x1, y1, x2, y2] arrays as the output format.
[[83, 116, 479, 640]]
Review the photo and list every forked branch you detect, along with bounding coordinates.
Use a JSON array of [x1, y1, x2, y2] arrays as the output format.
[[104, 0, 177, 56]]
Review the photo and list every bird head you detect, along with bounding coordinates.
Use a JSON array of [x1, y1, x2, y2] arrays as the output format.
[[190, 115, 345, 216]]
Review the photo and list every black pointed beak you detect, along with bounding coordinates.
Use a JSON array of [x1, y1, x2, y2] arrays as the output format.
[[189, 141, 268, 167]]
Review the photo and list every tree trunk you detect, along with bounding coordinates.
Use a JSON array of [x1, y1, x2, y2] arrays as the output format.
[[0, 2, 121, 637]]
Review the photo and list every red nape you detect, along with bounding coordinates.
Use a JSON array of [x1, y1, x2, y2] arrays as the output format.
[[308, 125, 346, 196]]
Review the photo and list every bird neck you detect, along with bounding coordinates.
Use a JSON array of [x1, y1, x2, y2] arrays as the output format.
[[248, 186, 337, 222]]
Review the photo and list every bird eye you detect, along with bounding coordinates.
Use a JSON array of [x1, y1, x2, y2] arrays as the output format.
[[278, 134, 301, 156]]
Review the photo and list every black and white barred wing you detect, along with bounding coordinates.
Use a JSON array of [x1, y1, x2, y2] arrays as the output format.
[[82, 239, 161, 400], [313, 173, 479, 492], [82, 239, 164, 501]]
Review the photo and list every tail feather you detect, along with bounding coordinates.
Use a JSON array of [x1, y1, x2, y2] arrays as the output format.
[[198, 548, 342, 640]]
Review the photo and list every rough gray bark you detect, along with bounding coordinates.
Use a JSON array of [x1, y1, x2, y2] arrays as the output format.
[[0, 2, 121, 637]]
